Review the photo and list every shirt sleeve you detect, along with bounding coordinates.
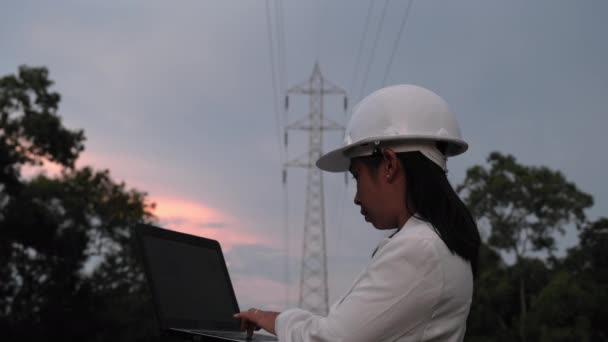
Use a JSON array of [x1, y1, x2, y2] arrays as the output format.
[[274, 237, 444, 342]]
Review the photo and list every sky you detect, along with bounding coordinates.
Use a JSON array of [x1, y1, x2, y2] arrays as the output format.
[[2, 0, 607, 312]]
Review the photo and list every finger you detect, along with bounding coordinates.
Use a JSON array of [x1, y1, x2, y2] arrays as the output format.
[[246, 324, 254, 338], [234, 313, 248, 331], [240, 317, 247, 332]]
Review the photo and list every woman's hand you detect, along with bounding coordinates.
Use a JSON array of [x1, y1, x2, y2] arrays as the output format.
[[233, 308, 280, 338]]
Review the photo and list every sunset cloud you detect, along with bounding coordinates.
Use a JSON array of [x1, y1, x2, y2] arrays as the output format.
[[152, 195, 266, 250], [23, 151, 270, 251], [20, 158, 63, 179]]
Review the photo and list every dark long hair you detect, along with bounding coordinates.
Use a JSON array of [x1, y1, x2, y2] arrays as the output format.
[[364, 149, 481, 277]]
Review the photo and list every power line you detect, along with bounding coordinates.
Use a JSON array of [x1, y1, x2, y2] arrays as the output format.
[[265, 0, 291, 306], [315, 0, 321, 60], [273, 0, 291, 308], [382, 0, 414, 86], [357, 0, 389, 101], [276, 0, 288, 96], [266, 0, 292, 307], [265, 0, 283, 164], [282, 165, 290, 306], [349, 0, 375, 98]]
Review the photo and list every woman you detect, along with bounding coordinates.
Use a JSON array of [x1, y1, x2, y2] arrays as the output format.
[[235, 84, 481, 341]]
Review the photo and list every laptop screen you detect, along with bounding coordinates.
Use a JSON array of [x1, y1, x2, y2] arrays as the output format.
[[139, 229, 241, 331]]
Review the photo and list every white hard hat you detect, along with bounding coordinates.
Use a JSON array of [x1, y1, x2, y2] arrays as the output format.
[[316, 84, 468, 172]]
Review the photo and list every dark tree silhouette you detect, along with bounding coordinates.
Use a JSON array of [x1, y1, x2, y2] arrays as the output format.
[[459, 152, 604, 342], [0, 66, 168, 341]]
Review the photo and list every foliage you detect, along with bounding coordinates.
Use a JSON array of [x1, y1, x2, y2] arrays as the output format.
[[461, 153, 606, 341], [457, 152, 593, 258], [0, 66, 168, 341]]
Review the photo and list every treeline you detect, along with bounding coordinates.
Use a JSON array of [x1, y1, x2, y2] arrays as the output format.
[[0, 66, 166, 341], [460, 153, 607, 341]]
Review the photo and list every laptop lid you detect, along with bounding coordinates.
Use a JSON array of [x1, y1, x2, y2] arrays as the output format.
[[135, 223, 241, 332]]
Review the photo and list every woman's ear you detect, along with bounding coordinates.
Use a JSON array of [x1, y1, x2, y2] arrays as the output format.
[[382, 148, 399, 182]]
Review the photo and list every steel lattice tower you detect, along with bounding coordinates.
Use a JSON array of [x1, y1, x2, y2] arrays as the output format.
[[284, 62, 347, 315]]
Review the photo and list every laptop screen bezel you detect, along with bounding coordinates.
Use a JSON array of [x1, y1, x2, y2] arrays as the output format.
[[134, 223, 241, 332]]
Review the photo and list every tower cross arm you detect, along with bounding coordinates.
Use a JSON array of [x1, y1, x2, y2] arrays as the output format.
[[287, 79, 347, 96], [286, 116, 344, 131], [284, 152, 314, 169]]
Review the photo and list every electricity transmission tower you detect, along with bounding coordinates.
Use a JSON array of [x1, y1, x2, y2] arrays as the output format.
[[283, 62, 347, 315]]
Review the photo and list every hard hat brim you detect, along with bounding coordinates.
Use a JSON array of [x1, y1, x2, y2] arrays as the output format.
[[316, 146, 351, 172], [316, 136, 468, 173]]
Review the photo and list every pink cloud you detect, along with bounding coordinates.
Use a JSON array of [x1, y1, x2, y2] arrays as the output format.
[[21, 150, 269, 251], [75, 150, 153, 188], [75, 151, 276, 250], [20, 150, 142, 182], [20, 159, 63, 179], [152, 196, 266, 251]]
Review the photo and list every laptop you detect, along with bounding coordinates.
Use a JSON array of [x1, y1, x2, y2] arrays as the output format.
[[135, 223, 278, 341]]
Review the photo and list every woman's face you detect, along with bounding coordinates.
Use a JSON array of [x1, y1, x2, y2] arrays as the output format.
[[349, 158, 395, 229]]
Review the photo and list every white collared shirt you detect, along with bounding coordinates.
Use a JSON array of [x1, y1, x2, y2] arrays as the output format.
[[275, 216, 473, 342]]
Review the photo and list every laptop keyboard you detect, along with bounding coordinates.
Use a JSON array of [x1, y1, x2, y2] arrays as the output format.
[[189, 330, 277, 341]]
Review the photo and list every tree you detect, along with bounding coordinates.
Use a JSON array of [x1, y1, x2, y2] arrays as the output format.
[[0, 66, 84, 192], [564, 217, 608, 282], [555, 217, 608, 341], [458, 152, 593, 342], [528, 271, 594, 342], [465, 244, 518, 342], [0, 66, 164, 341]]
